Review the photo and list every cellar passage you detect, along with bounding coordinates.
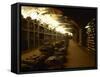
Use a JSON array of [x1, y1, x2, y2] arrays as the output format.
[[20, 6, 96, 72]]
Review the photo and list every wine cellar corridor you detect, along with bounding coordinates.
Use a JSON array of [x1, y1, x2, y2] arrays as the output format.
[[20, 6, 97, 72]]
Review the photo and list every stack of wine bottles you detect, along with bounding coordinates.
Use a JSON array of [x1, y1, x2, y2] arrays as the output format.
[[21, 15, 67, 52], [87, 19, 96, 52]]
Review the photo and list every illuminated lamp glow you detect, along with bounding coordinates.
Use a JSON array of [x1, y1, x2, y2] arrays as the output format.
[[85, 25, 90, 28], [55, 26, 67, 34], [68, 32, 73, 36]]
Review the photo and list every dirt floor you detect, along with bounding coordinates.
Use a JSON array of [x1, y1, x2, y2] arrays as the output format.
[[64, 39, 96, 68], [21, 39, 96, 69]]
